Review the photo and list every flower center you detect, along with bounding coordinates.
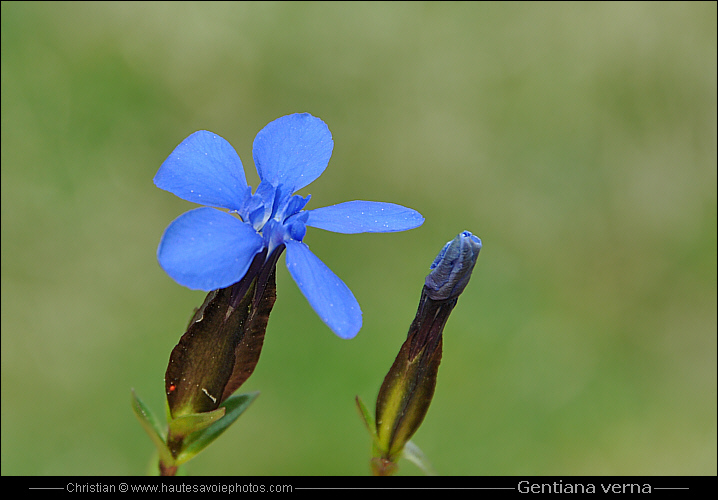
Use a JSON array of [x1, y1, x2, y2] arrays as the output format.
[[238, 180, 311, 255]]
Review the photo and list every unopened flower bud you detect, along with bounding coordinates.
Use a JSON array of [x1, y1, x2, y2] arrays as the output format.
[[424, 231, 482, 301], [371, 231, 481, 473]]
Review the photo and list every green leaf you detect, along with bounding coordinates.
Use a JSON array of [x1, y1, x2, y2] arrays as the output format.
[[131, 389, 173, 467], [402, 440, 437, 476], [355, 395, 377, 439], [168, 406, 226, 440], [175, 392, 259, 465]]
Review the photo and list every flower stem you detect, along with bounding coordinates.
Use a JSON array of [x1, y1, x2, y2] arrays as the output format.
[[159, 460, 177, 476]]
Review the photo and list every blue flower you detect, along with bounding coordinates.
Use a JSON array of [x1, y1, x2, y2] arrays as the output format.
[[154, 113, 424, 339]]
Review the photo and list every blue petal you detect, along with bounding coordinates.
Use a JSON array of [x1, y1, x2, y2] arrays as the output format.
[[284, 240, 361, 339], [157, 207, 264, 291], [252, 114, 333, 199], [275, 193, 311, 222], [246, 181, 278, 229], [154, 131, 251, 211], [287, 212, 308, 241], [305, 201, 425, 234]]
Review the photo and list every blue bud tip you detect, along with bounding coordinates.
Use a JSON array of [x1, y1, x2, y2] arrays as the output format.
[[424, 231, 481, 301]]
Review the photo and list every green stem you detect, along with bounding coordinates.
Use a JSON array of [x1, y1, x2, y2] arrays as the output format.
[[159, 460, 178, 476]]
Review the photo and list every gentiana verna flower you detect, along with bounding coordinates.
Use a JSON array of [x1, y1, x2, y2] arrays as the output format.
[[154, 113, 424, 339]]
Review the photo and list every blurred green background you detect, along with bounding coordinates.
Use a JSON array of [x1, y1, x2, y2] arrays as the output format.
[[2, 2, 715, 476]]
